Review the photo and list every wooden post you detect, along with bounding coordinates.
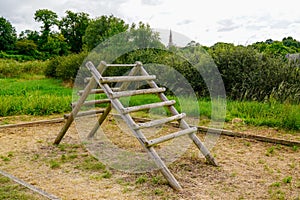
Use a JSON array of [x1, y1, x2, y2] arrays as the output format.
[[54, 78, 97, 145], [87, 103, 112, 139]]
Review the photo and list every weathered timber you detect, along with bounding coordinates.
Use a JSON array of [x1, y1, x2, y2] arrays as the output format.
[[71, 99, 110, 108], [63, 109, 104, 119], [0, 169, 60, 200], [100, 75, 156, 83], [135, 113, 186, 130], [146, 127, 197, 147], [139, 66, 218, 166], [77, 88, 120, 96], [106, 63, 136, 67], [54, 77, 97, 145], [121, 100, 176, 114], [87, 104, 112, 138], [111, 87, 165, 98], [0, 118, 64, 129]]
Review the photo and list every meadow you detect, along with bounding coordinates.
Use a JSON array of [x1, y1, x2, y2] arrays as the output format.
[[0, 75, 299, 130]]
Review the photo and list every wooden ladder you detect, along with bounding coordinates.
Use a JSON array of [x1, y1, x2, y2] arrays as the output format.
[[54, 61, 217, 190]]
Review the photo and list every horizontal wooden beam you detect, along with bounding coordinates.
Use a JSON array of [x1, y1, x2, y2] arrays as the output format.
[[106, 64, 136, 67], [111, 87, 166, 98], [121, 100, 176, 114], [134, 113, 186, 129], [64, 110, 104, 119], [146, 127, 197, 147], [100, 75, 156, 83], [77, 88, 120, 96], [71, 99, 110, 108], [0, 118, 64, 129]]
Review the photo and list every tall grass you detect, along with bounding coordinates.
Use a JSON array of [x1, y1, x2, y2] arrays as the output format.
[[125, 95, 300, 130], [0, 77, 299, 130], [0, 78, 72, 116], [0, 59, 49, 78], [227, 100, 300, 130]]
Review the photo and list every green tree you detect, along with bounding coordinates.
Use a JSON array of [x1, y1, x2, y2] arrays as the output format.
[[83, 15, 129, 50], [128, 22, 163, 48], [282, 36, 300, 50], [0, 16, 17, 51], [41, 33, 69, 57], [34, 9, 58, 45], [59, 10, 90, 53], [18, 29, 40, 44], [15, 39, 37, 55]]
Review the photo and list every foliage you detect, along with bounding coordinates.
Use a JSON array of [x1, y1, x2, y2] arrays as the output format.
[[83, 15, 129, 51], [40, 33, 70, 57], [207, 43, 300, 103], [0, 78, 72, 116], [0, 59, 48, 78], [15, 39, 38, 56], [34, 9, 58, 42], [59, 10, 90, 53], [250, 37, 300, 57], [0, 16, 17, 51], [45, 51, 87, 81]]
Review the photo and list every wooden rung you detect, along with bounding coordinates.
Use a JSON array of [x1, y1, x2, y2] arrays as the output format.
[[111, 87, 165, 98], [121, 100, 176, 114], [106, 64, 136, 67], [77, 88, 120, 96], [64, 110, 104, 119], [134, 113, 186, 129], [84, 77, 92, 83], [100, 75, 156, 83], [145, 127, 197, 147], [72, 99, 110, 108]]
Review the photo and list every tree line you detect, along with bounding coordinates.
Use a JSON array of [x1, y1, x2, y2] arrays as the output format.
[[1, 9, 300, 60], [0, 9, 299, 103], [0, 9, 135, 60]]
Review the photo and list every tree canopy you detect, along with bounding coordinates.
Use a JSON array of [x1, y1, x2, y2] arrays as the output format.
[[0, 16, 17, 51], [59, 10, 90, 53], [83, 15, 129, 50]]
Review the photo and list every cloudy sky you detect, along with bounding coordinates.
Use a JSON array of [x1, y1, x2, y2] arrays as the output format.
[[1, 0, 300, 46]]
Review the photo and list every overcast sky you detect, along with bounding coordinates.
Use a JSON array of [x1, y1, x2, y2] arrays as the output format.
[[1, 0, 300, 46]]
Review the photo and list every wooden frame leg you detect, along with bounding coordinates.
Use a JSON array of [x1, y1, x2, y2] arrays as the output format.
[[87, 103, 112, 139]]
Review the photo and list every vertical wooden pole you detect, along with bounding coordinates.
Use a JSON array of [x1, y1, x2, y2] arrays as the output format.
[[54, 78, 97, 145]]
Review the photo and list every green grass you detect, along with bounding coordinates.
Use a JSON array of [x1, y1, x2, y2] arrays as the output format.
[[0, 78, 72, 116], [125, 94, 300, 130], [0, 76, 299, 130], [0, 59, 48, 78], [0, 175, 43, 200], [227, 100, 300, 130]]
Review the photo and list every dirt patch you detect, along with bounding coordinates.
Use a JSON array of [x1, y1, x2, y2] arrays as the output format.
[[0, 116, 299, 199]]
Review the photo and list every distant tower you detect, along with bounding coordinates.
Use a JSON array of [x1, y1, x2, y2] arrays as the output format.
[[168, 29, 174, 48]]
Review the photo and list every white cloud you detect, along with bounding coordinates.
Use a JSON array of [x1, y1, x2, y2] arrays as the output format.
[[1, 0, 300, 46]]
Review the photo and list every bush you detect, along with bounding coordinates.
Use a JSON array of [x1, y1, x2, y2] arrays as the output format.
[[0, 59, 48, 78], [45, 52, 87, 81]]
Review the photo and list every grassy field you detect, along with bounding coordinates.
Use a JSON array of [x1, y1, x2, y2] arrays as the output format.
[[0, 78, 72, 117], [0, 77, 299, 130]]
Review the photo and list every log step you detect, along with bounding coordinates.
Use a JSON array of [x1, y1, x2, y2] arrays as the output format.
[[111, 87, 165, 98], [64, 110, 104, 119], [134, 113, 186, 130], [121, 100, 176, 114], [145, 127, 197, 147], [106, 63, 136, 67], [77, 88, 120, 96], [100, 75, 156, 83], [71, 99, 110, 108]]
